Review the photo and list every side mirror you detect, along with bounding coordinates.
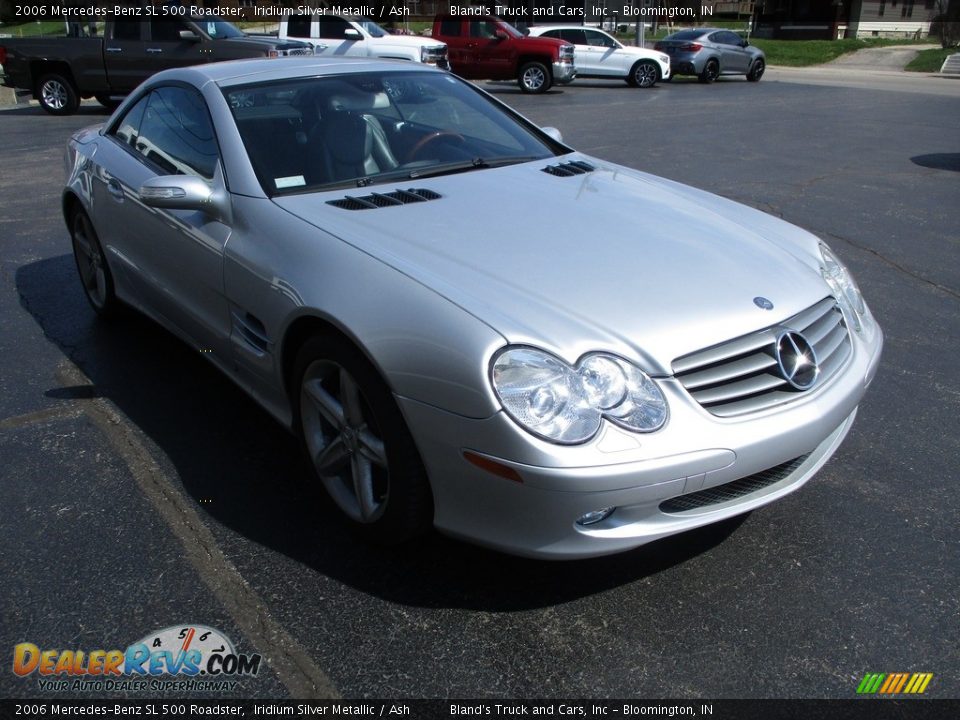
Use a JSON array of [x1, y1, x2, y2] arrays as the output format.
[[494, 29, 508, 41], [179, 30, 201, 42], [140, 175, 229, 221], [740, 39, 749, 47], [344, 28, 361, 40], [540, 126, 563, 143]]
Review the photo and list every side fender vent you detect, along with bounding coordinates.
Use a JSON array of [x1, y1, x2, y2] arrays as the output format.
[[327, 188, 441, 211], [541, 160, 596, 177]]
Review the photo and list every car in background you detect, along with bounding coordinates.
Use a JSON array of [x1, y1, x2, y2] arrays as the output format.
[[63, 58, 881, 559], [527, 25, 669, 88], [655, 28, 765, 83], [277, 14, 449, 69]]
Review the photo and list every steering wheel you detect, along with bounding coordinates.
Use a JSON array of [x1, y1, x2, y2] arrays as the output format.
[[405, 132, 466, 163]]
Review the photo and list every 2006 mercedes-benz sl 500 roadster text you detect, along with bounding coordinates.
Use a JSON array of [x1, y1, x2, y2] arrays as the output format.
[[64, 57, 882, 559]]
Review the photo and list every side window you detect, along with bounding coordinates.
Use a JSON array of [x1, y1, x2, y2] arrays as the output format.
[[470, 21, 500, 39], [110, 92, 150, 148], [315, 18, 353, 39], [708, 32, 726, 45], [439, 20, 461, 37], [559, 29, 587, 45], [150, 21, 191, 43], [112, 22, 142, 41], [287, 15, 311, 38], [135, 87, 219, 179], [585, 30, 615, 47]]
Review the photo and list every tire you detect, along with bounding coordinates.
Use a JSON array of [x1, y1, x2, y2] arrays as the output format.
[[698, 59, 720, 84], [628, 60, 659, 88], [95, 93, 121, 109], [37, 73, 80, 115], [747, 58, 765, 82], [70, 206, 119, 317], [294, 334, 432, 543], [518, 61, 551, 94]]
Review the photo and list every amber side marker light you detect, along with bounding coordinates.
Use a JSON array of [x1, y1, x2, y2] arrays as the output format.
[[463, 451, 524, 483]]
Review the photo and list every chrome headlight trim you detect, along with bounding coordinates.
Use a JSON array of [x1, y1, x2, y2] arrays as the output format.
[[819, 242, 868, 333], [490, 346, 669, 445]]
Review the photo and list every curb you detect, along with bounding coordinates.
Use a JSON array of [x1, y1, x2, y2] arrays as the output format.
[[0, 84, 29, 108]]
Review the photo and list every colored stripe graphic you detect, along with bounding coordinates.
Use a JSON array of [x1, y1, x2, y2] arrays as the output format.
[[857, 673, 885, 694], [858, 672, 932, 694]]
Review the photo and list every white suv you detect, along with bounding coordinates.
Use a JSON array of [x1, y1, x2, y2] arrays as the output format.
[[527, 26, 669, 88]]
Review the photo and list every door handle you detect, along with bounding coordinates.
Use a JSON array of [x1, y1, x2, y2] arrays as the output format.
[[146, 48, 163, 54], [105, 47, 122, 53], [107, 179, 124, 201]]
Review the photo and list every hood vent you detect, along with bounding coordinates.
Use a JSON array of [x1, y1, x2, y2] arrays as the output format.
[[541, 160, 596, 177], [327, 188, 441, 211]]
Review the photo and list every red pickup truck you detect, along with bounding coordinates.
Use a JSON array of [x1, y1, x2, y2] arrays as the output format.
[[432, 16, 575, 94]]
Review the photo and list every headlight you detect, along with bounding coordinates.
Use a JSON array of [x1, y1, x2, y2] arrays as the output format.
[[491, 347, 668, 444], [819, 243, 867, 333]]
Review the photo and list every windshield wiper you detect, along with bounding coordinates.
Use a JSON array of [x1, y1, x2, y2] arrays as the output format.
[[408, 156, 540, 179]]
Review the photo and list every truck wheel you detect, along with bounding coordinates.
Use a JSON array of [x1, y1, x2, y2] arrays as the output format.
[[38, 73, 80, 115], [518, 62, 551, 94]]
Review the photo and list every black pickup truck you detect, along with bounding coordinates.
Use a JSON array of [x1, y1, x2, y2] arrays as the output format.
[[0, 20, 313, 115]]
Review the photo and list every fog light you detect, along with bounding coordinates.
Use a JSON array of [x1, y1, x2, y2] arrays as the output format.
[[576, 507, 615, 526]]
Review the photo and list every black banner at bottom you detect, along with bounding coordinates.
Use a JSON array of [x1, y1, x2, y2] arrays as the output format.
[[1, 700, 957, 720]]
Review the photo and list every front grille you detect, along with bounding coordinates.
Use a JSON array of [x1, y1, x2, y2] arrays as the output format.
[[673, 297, 851, 417], [280, 47, 314, 57], [541, 160, 595, 177], [326, 188, 440, 211], [659, 454, 810, 513]]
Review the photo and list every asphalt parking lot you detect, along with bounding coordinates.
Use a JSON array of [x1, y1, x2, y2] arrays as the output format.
[[1, 71, 958, 701]]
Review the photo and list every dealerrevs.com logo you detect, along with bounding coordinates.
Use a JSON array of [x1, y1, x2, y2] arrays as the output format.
[[13, 624, 262, 692]]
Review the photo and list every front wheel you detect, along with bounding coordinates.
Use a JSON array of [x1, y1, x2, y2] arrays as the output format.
[[518, 62, 552, 94], [38, 73, 80, 115], [628, 61, 659, 88], [698, 59, 720, 84], [294, 334, 433, 543], [747, 58, 765, 82]]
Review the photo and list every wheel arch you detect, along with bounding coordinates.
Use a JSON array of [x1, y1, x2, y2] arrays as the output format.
[[31, 60, 77, 98]]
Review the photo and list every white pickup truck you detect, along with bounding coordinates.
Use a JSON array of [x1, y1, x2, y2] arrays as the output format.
[[278, 15, 449, 69]]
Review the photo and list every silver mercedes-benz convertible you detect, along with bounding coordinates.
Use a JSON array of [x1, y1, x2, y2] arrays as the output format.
[[64, 57, 882, 559]]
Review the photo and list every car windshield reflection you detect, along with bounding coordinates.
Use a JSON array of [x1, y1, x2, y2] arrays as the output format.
[[224, 72, 559, 196]]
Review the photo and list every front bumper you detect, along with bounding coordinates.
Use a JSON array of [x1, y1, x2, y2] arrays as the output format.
[[553, 61, 577, 84], [399, 314, 883, 559]]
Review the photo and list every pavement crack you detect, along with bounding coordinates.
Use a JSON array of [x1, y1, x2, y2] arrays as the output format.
[[822, 230, 960, 301]]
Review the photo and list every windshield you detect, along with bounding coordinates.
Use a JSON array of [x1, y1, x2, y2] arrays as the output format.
[[194, 19, 245, 39], [355, 19, 387, 38], [224, 71, 562, 196]]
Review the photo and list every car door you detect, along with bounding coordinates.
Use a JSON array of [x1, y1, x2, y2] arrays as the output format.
[[312, 17, 364, 57], [102, 21, 151, 92], [582, 29, 624, 77], [470, 20, 514, 79], [712, 31, 750, 73], [95, 85, 231, 354], [142, 21, 212, 75], [438, 18, 476, 78]]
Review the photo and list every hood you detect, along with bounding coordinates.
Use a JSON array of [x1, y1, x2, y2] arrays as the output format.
[[273, 157, 830, 375], [220, 36, 312, 51], [374, 34, 446, 50]]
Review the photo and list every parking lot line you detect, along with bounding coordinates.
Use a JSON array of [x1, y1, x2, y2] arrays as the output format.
[[43, 358, 341, 699]]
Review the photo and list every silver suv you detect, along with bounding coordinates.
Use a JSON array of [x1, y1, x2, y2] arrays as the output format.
[[655, 28, 765, 83]]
